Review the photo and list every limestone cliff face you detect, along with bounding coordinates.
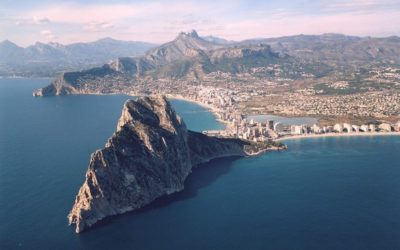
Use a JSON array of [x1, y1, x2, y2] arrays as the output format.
[[33, 73, 79, 96], [68, 96, 252, 233]]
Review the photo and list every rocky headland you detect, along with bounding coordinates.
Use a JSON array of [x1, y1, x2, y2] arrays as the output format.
[[68, 96, 285, 233]]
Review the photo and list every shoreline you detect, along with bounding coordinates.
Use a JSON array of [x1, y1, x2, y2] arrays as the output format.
[[275, 131, 400, 141], [166, 94, 230, 126], [245, 146, 288, 156], [32, 91, 400, 142]]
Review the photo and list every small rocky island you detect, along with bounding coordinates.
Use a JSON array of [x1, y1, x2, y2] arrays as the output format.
[[68, 96, 286, 233]]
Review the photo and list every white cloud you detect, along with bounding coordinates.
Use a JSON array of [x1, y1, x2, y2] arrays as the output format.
[[24, 2, 201, 24], [40, 29, 57, 40], [5, 0, 400, 45], [84, 21, 115, 32], [323, 0, 400, 13], [16, 16, 50, 26], [221, 9, 400, 40]]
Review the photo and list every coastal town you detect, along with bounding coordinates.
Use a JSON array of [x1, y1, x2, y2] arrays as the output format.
[[160, 85, 400, 142], [63, 71, 400, 142]]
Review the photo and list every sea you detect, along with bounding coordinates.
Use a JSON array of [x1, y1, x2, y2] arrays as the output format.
[[246, 114, 318, 125], [1, 78, 400, 250]]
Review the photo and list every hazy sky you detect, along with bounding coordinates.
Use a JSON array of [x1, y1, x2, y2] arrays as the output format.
[[1, 0, 400, 46]]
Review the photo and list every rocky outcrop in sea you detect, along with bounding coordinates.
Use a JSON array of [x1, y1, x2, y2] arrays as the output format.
[[68, 96, 283, 233]]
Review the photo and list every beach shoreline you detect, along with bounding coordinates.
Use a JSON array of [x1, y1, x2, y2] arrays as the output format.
[[275, 131, 400, 141], [166, 94, 230, 126]]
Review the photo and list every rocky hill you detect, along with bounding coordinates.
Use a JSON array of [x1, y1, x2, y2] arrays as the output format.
[[68, 96, 279, 233]]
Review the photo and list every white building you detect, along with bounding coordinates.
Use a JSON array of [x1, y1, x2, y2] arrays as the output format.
[[352, 125, 360, 133], [291, 125, 304, 135], [274, 122, 285, 133], [333, 123, 343, 133], [343, 123, 352, 133], [378, 123, 392, 132], [369, 124, 376, 132], [360, 125, 369, 132], [311, 124, 322, 133]]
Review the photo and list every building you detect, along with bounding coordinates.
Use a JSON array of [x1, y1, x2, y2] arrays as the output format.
[[311, 124, 322, 133], [369, 124, 376, 132], [274, 122, 285, 133], [352, 125, 360, 133], [323, 126, 333, 133], [378, 123, 392, 132], [268, 120, 274, 130], [360, 125, 369, 132], [343, 123, 352, 133], [395, 121, 400, 132], [333, 123, 343, 133], [291, 125, 305, 135]]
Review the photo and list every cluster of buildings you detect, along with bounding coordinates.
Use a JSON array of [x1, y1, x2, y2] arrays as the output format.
[[205, 118, 278, 142], [119, 78, 400, 142], [206, 119, 400, 142], [257, 91, 400, 118], [288, 122, 400, 135], [164, 85, 400, 142]]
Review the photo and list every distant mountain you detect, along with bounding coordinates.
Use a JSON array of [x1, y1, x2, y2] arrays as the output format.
[[33, 30, 400, 96], [202, 35, 236, 45], [33, 30, 289, 96], [0, 38, 156, 77], [239, 34, 400, 67], [145, 30, 223, 64]]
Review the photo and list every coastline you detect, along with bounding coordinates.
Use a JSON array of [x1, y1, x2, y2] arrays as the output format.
[[31, 90, 400, 143], [165, 94, 400, 143], [275, 131, 400, 142], [245, 146, 287, 156], [166, 94, 230, 126]]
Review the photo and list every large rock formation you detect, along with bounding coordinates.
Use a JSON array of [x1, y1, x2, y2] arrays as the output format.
[[68, 96, 274, 233], [32, 30, 286, 96]]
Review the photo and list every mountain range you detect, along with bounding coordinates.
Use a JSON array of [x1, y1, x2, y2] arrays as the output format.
[[241, 34, 400, 67], [6, 30, 400, 80], [0, 38, 156, 77], [12, 30, 400, 96]]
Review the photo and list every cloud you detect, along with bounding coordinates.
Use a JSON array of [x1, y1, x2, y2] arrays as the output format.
[[40, 29, 57, 40], [322, 0, 400, 13], [4, 0, 400, 46], [33, 16, 50, 24], [16, 16, 50, 26], [221, 9, 400, 40], [84, 21, 115, 32], [24, 2, 201, 24]]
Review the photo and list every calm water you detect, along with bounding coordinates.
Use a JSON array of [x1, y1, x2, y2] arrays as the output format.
[[247, 114, 318, 125], [1, 79, 400, 250]]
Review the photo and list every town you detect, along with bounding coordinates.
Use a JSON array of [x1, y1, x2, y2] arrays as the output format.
[[161, 85, 400, 142]]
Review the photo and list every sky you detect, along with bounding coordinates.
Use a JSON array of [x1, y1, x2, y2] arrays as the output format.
[[1, 0, 400, 46]]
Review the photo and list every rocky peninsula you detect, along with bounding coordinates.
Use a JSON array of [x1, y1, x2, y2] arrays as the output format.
[[68, 96, 285, 233]]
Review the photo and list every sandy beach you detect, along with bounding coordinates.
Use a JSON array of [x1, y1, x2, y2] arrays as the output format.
[[166, 94, 230, 125], [276, 131, 400, 141]]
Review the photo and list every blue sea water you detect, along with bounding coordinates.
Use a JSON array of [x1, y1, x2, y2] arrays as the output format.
[[247, 114, 318, 125], [1, 78, 400, 250]]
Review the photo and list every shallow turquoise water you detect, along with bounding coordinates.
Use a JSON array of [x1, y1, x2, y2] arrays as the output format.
[[1, 79, 400, 249]]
